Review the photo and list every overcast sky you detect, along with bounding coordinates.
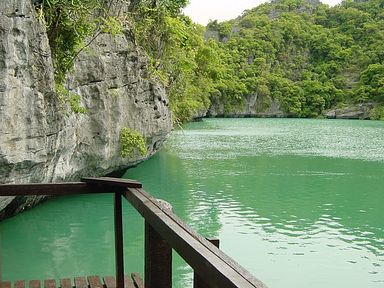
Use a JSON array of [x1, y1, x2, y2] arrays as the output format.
[[183, 0, 342, 25]]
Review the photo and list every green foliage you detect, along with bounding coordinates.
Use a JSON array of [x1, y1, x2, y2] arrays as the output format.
[[38, 0, 102, 84], [128, 1, 223, 123], [119, 128, 147, 158], [36, 0, 124, 114], [69, 95, 87, 114], [36, 0, 384, 121], [99, 16, 124, 36], [160, 18, 216, 122], [202, 0, 384, 117], [369, 106, 384, 120], [355, 64, 384, 102], [56, 83, 87, 114]]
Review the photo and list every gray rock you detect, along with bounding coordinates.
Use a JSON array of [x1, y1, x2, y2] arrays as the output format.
[[324, 103, 374, 119], [0, 0, 172, 220], [208, 92, 287, 118]]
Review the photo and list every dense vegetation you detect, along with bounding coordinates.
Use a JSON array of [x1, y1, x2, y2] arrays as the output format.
[[36, 0, 124, 113], [131, 0, 384, 121], [36, 0, 384, 121], [36, 0, 216, 120], [128, 0, 222, 123], [205, 0, 384, 118]]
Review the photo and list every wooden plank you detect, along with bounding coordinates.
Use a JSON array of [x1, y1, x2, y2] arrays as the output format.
[[74, 277, 87, 288], [114, 192, 125, 288], [104, 276, 137, 288], [60, 279, 72, 288], [145, 221, 172, 288], [130, 273, 144, 288], [29, 280, 40, 288], [0, 282, 11, 288], [98, 276, 137, 288], [82, 177, 142, 189], [123, 276, 135, 288], [14, 281, 25, 288], [124, 188, 267, 288], [0, 182, 105, 196], [44, 280, 55, 288], [87, 276, 102, 288], [103, 277, 116, 288]]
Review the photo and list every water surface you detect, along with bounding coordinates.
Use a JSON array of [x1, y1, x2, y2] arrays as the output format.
[[1, 118, 383, 288]]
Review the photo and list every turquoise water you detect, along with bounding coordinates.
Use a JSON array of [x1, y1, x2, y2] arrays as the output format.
[[1, 118, 384, 287]]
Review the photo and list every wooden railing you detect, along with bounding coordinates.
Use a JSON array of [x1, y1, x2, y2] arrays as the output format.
[[0, 177, 267, 288]]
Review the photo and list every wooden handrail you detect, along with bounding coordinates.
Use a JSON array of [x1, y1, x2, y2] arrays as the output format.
[[124, 187, 267, 288], [82, 177, 142, 188], [194, 238, 220, 288], [0, 178, 141, 196], [0, 177, 267, 288], [0, 182, 100, 196]]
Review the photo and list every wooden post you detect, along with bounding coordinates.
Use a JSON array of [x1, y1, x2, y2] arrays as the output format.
[[193, 238, 220, 288], [144, 200, 173, 288], [114, 191, 124, 288]]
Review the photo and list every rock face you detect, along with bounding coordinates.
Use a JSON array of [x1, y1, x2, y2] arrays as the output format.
[[0, 0, 172, 220], [208, 94, 376, 120], [324, 103, 374, 119], [207, 93, 287, 118]]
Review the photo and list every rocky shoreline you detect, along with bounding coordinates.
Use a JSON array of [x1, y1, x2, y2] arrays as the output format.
[[196, 102, 377, 120]]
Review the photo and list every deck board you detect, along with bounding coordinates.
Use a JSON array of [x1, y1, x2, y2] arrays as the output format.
[[87, 276, 102, 288], [59, 279, 72, 288], [123, 276, 135, 288], [103, 277, 115, 288], [44, 279, 55, 288], [103, 276, 136, 288], [29, 280, 40, 288], [14, 281, 25, 288], [74, 277, 87, 288], [130, 273, 143, 288], [5, 275, 142, 288], [0, 282, 11, 288]]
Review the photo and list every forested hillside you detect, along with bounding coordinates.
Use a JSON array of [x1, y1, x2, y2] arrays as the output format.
[[204, 0, 384, 119], [34, 0, 384, 122], [136, 0, 384, 121]]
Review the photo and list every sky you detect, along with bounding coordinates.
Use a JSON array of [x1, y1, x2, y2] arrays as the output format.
[[183, 0, 342, 25]]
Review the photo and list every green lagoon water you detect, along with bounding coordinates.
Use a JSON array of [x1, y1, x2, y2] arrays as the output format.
[[1, 118, 384, 287]]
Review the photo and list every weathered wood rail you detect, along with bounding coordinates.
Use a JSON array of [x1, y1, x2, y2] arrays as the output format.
[[0, 177, 267, 288]]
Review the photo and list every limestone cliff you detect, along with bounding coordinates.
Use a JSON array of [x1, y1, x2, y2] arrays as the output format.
[[207, 94, 287, 118], [324, 103, 374, 120], [0, 0, 172, 220], [207, 96, 376, 119]]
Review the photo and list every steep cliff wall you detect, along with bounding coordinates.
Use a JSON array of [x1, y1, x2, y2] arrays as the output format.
[[0, 0, 172, 219], [208, 94, 287, 118]]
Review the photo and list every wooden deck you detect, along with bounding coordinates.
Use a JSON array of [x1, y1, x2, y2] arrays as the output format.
[[0, 274, 144, 288], [0, 177, 268, 288]]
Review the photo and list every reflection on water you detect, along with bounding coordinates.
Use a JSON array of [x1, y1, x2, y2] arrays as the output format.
[[1, 118, 384, 288], [0, 195, 144, 281]]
